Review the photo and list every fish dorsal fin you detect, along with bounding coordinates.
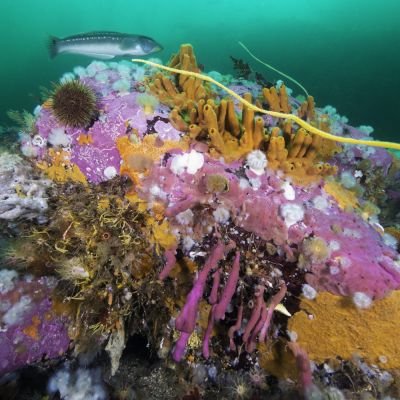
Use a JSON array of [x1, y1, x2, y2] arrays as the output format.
[[85, 31, 127, 36]]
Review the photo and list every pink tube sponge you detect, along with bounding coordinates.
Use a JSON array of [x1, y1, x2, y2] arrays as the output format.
[[213, 251, 241, 321], [175, 242, 225, 334]]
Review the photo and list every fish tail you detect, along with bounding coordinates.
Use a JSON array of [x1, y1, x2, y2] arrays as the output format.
[[48, 36, 60, 58]]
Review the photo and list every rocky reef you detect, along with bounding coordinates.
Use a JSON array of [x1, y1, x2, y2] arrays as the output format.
[[1, 44, 400, 399]]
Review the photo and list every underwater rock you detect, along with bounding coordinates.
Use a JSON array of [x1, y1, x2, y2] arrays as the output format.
[[0, 152, 51, 223], [3, 44, 400, 398]]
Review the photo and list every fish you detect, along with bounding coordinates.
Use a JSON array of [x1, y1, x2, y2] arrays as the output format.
[[48, 31, 163, 59]]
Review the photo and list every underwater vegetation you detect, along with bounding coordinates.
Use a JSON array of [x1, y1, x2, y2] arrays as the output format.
[[1, 43, 400, 399]]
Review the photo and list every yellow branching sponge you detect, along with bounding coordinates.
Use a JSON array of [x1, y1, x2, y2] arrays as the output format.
[[148, 44, 210, 111], [287, 291, 400, 369], [36, 148, 87, 185], [169, 93, 338, 182], [134, 45, 400, 188], [170, 88, 338, 181], [265, 126, 338, 185], [133, 58, 400, 151], [176, 93, 266, 162], [297, 96, 315, 121], [262, 85, 291, 113]]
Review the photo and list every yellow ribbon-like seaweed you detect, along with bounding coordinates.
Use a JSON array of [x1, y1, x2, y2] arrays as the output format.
[[132, 59, 400, 151], [238, 41, 310, 98]]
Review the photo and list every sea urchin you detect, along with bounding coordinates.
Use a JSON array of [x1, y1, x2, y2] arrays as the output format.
[[50, 80, 98, 128]]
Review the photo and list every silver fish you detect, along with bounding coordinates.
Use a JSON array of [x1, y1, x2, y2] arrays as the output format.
[[49, 31, 163, 59]]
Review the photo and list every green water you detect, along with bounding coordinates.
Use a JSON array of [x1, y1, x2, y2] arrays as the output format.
[[1, 0, 399, 140]]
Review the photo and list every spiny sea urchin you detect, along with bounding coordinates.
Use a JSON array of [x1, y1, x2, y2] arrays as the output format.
[[50, 80, 98, 128]]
